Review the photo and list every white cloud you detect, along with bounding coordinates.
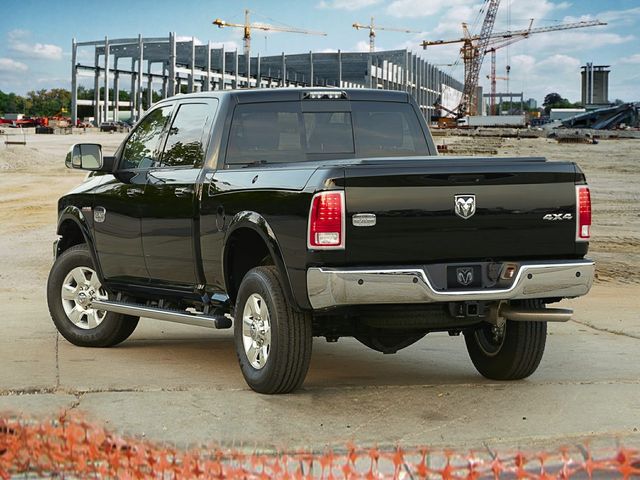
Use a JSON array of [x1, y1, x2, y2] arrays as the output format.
[[7, 29, 63, 60], [210, 40, 241, 51], [0, 57, 29, 72], [620, 54, 640, 64], [317, 0, 380, 10], [564, 6, 640, 25], [522, 31, 633, 53], [354, 40, 372, 52], [387, 0, 472, 19], [176, 36, 204, 45]]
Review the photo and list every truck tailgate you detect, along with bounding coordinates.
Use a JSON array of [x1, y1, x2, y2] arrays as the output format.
[[343, 157, 580, 264]]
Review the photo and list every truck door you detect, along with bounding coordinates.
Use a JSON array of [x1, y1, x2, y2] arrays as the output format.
[[92, 104, 173, 283], [140, 99, 218, 287]]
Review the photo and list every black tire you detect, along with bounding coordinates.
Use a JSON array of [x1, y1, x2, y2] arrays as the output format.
[[234, 266, 312, 394], [47, 244, 139, 347], [464, 300, 547, 380]]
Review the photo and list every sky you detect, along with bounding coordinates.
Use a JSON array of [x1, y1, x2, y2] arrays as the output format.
[[0, 0, 639, 104]]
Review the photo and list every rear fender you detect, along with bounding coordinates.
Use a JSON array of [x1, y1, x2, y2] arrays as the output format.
[[223, 211, 300, 310]]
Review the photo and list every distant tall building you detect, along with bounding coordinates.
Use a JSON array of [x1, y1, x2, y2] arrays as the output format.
[[525, 98, 537, 110], [581, 63, 610, 106]]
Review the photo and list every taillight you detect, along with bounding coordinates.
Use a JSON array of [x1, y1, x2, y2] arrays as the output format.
[[308, 191, 345, 250], [576, 186, 591, 241]]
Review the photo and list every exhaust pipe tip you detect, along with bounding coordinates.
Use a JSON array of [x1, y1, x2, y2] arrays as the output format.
[[500, 305, 573, 322]]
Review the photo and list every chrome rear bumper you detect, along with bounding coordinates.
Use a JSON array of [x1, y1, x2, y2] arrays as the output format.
[[307, 260, 594, 310]]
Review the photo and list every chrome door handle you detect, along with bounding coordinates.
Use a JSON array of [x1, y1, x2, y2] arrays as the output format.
[[126, 188, 143, 197], [174, 187, 193, 197]]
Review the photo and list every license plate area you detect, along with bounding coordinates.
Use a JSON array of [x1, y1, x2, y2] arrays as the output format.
[[446, 265, 482, 289]]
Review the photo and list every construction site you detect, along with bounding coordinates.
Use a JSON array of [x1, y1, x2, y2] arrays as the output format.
[[1, 1, 640, 478]]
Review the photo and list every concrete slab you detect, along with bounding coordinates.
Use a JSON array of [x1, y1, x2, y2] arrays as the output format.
[[566, 284, 640, 339], [0, 297, 58, 392], [73, 382, 640, 451]]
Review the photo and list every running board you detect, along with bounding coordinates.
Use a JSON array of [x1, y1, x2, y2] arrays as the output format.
[[91, 299, 232, 329], [500, 306, 573, 322]]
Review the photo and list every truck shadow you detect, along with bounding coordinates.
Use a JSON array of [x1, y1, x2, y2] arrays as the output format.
[[105, 329, 481, 390]]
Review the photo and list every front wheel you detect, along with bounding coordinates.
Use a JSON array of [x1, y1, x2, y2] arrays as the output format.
[[47, 244, 139, 347], [464, 301, 547, 380], [234, 266, 312, 394]]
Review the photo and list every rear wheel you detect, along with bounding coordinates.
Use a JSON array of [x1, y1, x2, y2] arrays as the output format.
[[47, 244, 139, 347], [464, 301, 547, 380], [234, 266, 312, 394]]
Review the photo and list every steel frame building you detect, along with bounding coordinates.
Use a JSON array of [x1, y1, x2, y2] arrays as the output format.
[[71, 34, 463, 125]]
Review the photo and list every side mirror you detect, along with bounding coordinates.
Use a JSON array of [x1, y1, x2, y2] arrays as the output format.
[[65, 144, 103, 170]]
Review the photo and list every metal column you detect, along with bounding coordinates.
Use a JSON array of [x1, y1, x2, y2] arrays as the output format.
[[93, 49, 100, 126], [309, 51, 314, 87], [113, 58, 119, 121], [234, 50, 239, 88], [188, 37, 195, 92], [206, 41, 211, 91], [338, 50, 342, 88], [147, 62, 153, 107], [103, 37, 109, 124], [168, 32, 176, 97], [71, 38, 78, 125], [162, 65, 168, 98], [220, 45, 225, 90], [256, 53, 261, 88], [130, 60, 136, 118], [281, 52, 286, 87], [136, 35, 143, 120]]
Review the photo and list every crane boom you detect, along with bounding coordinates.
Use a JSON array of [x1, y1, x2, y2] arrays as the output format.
[[423, 20, 607, 48], [422, 16, 607, 117], [213, 9, 326, 77], [353, 17, 421, 52], [460, 0, 500, 116]]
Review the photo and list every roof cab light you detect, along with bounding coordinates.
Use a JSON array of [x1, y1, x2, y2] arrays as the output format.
[[308, 191, 345, 250], [576, 186, 591, 242], [302, 91, 347, 100]]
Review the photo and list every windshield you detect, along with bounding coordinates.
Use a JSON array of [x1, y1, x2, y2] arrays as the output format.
[[225, 101, 429, 165]]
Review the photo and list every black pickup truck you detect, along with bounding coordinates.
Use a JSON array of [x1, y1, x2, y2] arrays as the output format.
[[47, 88, 594, 394]]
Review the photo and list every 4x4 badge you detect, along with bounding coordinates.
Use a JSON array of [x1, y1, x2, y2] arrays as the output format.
[[454, 194, 476, 219]]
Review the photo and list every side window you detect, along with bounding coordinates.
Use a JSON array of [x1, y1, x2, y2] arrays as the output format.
[[120, 105, 173, 170], [161, 102, 214, 168]]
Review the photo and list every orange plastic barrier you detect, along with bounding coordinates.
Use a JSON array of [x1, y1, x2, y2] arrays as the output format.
[[1, 414, 639, 479]]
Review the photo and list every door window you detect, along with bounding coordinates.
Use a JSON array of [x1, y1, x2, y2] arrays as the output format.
[[119, 105, 173, 170], [161, 103, 213, 168]]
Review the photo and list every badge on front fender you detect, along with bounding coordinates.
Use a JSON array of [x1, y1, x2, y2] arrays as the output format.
[[94, 206, 106, 223]]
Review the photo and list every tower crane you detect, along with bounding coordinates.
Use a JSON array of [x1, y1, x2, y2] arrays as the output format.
[[213, 9, 327, 83], [422, 19, 607, 117], [352, 17, 421, 52]]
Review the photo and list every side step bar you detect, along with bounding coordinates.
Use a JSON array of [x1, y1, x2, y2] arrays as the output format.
[[91, 299, 232, 329], [500, 306, 573, 322]]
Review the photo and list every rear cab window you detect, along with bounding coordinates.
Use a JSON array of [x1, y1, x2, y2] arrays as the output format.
[[224, 99, 428, 166]]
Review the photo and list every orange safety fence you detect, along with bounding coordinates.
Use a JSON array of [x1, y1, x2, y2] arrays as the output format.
[[1, 413, 639, 479]]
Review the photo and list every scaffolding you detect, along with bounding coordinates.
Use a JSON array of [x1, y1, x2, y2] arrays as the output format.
[[71, 34, 463, 125]]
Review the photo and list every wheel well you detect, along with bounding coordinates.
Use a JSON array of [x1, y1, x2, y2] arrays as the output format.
[[225, 228, 273, 303], [57, 220, 86, 254]]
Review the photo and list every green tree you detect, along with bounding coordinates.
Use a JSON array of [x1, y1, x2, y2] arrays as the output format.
[[542, 92, 576, 115]]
